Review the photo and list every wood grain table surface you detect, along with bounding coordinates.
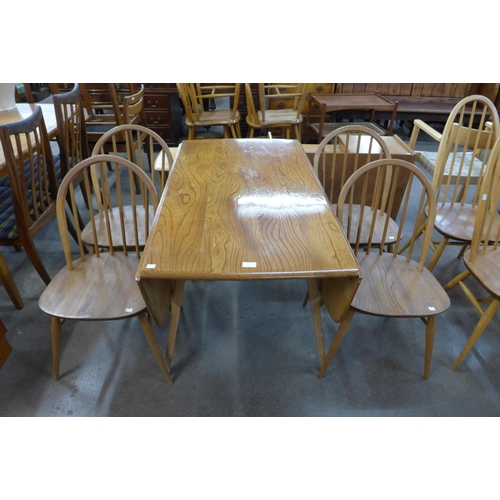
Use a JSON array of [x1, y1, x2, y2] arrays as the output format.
[[137, 138, 361, 371]]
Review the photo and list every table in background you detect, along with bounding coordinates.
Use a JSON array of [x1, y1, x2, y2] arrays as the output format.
[[137, 138, 361, 373], [0, 103, 58, 174], [306, 92, 399, 143]]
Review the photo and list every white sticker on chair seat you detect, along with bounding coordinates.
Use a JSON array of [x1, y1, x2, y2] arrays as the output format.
[[428, 306, 436, 311], [242, 262, 257, 268], [146, 264, 156, 269], [125, 308, 134, 313]]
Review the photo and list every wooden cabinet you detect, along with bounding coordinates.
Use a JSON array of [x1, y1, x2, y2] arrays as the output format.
[[139, 83, 183, 146]]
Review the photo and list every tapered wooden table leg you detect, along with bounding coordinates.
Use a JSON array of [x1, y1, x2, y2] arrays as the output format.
[[166, 279, 185, 370], [307, 278, 325, 365]]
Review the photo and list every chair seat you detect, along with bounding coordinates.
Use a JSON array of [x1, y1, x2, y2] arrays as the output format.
[[351, 253, 450, 317], [333, 204, 399, 245], [81, 205, 155, 248], [38, 253, 146, 320], [464, 247, 500, 298], [432, 203, 500, 242], [186, 109, 241, 128]]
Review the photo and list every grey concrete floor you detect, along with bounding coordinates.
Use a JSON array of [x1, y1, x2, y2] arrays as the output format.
[[1, 122, 500, 418]]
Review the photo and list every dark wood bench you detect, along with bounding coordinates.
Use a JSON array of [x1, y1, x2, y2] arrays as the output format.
[[334, 83, 500, 123]]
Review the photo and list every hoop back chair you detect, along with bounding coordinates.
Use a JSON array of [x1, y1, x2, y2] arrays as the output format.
[[176, 83, 241, 139], [313, 125, 404, 245], [0, 105, 60, 285], [408, 95, 500, 271], [318, 159, 450, 380], [38, 154, 172, 385], [86, 123, 174, 249], [443, 135, 500, 370], [245, 83, 307, 140]]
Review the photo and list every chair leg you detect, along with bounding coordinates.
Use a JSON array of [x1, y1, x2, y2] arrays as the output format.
[[188, 128, 195, 140], [427, 237, 449, 271], [23, 237, 51, 285], [138, 312, 173, 386], [318, 308, 355, 379], [0, 251, 23, 309], [51, 316, 61, 380], [452, 298, 500, 371], [443, 269, 471, 292], [424, 315, 436, 380]]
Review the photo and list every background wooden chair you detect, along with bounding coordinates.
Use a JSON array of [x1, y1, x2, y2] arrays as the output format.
[[313, 125, 400, 245], [0, 106, 60, 285], [52, 83, 90, 178], [81, 84, 145, 150], [407, 95, 500, 271], [443, 135, 500, 370], [86, 123, 174, 249], [318, 159, 450, 380], [176, 83, 241, 139], [38, 154, 172, 385], [244, 83, 306, 140]]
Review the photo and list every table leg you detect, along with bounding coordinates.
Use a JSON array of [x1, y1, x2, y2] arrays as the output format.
[[317, 104, 326, 144], [307, 278, 325, 365], [165, 279, 186, 370]]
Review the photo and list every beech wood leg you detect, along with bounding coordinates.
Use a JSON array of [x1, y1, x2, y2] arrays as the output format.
[[318, 308, 355, 379], [452, 298, 500, 371], [427, 237, 449, 271], [51, 316, 61, 380], [307, 278, 325, 365], [138, 312, 173, 386], [165, 279, 186, 370], [444, 270, 471, 292], [424, 315, 436, 380]]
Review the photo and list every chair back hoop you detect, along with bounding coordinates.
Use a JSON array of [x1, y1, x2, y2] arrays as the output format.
[[176, 83, 200, 123], [313, 124, 392, 209], [52, 83, 90, 177], [337, 158, 437, 270], [432, 94, 500, 206], [91, 123, 174, 192], [123, 84, 145, 124], [0, 105, 58, 229], [470, 134, 500, 259], [56, 154, 159, 270]]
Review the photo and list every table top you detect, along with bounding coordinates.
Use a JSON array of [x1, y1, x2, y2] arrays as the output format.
[[137, 138, 360, 282], [309, 92, 397, 111], [0, 103, 58, 172]]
